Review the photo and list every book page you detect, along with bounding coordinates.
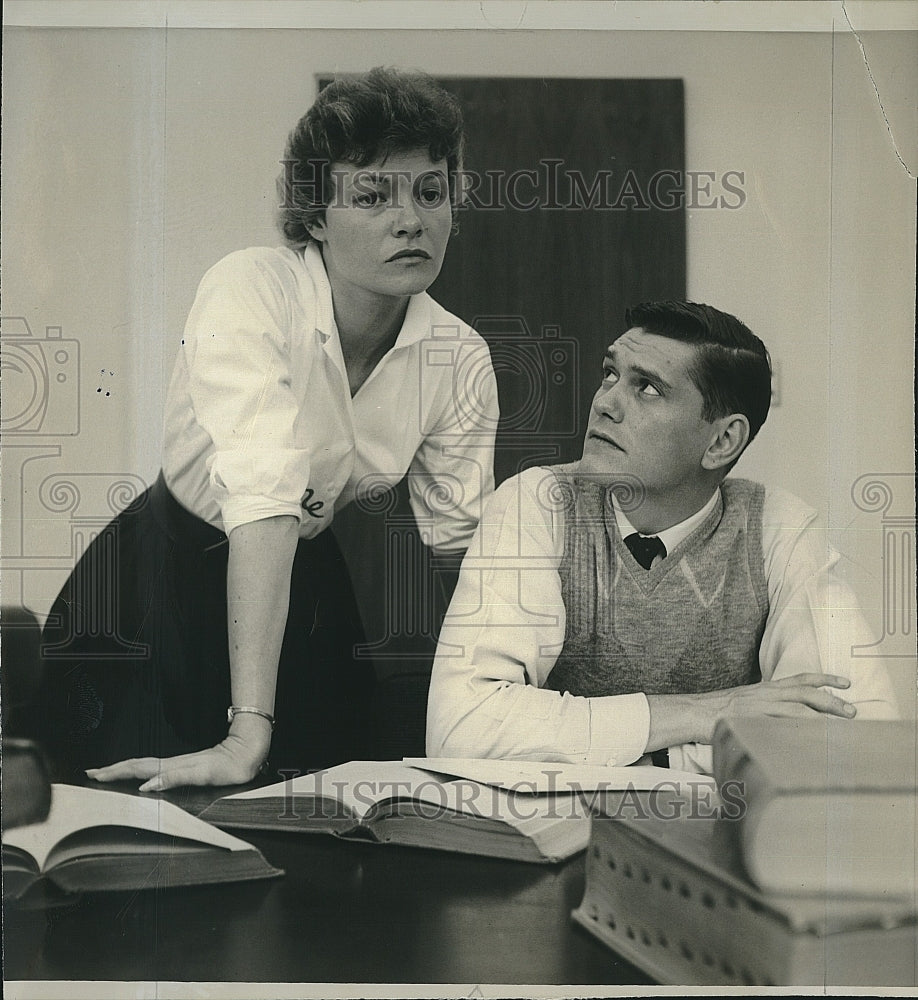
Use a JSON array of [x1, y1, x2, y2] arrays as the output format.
[[2, 784, 254, 871], [406, 757, 716, 794], [388, 780, 593, 860], [218, 759, 715, 822], [400, 778, 586, 831], [220, 761, 448, 821]]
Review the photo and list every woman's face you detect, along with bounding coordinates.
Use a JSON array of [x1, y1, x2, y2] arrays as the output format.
[[308, 148, 453, 306]]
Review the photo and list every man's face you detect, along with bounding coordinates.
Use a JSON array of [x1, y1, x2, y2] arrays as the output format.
[[308, 149, 453, 304], [580, 327, 719, 497]]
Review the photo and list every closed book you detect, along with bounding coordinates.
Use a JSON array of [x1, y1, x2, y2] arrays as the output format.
[[2, 783, 283, 904], [712, 717, 918, 897], [198, 759, 596, 863], [572, 793, 918, 987]]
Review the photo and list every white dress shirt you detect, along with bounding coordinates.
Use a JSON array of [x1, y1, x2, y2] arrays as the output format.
[[162, 244, 498, 549], [613, 489, 719, 564], [427, 466, 898, 774]]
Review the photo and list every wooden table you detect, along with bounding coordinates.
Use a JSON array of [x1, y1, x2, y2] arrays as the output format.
[[4, 784, 652, 991]]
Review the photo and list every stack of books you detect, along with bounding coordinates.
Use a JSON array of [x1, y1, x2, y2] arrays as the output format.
[[572, 718, 918, 986]]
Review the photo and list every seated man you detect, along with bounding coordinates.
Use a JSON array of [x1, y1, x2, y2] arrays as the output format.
[[427, 301, 897, 773]]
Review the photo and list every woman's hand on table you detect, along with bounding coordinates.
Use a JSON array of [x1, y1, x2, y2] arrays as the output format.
[[86, 714, 273, 791]]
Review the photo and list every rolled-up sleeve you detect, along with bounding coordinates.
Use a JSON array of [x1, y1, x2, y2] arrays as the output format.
[[183, 252, 311, 535], [427, 469, 651, 765], [408, 336, 499, 552]]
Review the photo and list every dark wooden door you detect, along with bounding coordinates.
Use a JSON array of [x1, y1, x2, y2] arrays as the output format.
[[431, 77, 685, 481]]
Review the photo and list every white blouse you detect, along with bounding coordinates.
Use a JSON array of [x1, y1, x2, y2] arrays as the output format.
[[162, 244, 498, 550]]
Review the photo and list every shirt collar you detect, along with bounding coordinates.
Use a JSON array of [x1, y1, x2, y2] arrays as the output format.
[[611, 487, 720, 553], [394, 292, 433, 348], [303, 242, 432, 349], [303, 243, 336, 341]]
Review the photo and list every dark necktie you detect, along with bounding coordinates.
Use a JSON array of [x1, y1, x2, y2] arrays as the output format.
[[623, 532, 668, 767], [623, 532, 666, 570]]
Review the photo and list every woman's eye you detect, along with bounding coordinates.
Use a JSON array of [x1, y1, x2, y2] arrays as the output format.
[[417, 184, 445, 206], [354, 190, 383, 208], [640, 380, 662, 397]]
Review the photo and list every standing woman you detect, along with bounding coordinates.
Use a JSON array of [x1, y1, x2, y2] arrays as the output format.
[[40, 68, 498, 790]]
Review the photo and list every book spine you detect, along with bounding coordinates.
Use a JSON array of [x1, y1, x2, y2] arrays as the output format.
[[575, 819, 797, 986]]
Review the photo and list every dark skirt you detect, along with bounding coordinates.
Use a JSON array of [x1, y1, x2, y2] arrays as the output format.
[[38, 473, 376, 777]]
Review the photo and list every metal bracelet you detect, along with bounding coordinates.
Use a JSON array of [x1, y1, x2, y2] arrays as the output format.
[[226, 705, 276, 730]]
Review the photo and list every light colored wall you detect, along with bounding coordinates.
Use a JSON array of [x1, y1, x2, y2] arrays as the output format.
[[3, 28, 915, 700]]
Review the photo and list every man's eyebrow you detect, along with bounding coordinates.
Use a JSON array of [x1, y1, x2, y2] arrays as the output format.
[[632, 363, 673, 391], [604, 346, 673, 391]]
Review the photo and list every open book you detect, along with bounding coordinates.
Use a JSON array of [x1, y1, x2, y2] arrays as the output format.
[[2, 784, 282, 903], [198, 759, 715, 864], [407, 757, 716, 793]]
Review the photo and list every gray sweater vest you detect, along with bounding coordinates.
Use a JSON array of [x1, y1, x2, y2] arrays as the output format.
[[544, 466, 769, 698]]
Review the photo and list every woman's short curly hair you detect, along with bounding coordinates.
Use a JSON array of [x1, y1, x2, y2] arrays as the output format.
[[278, 67, 466, 247]]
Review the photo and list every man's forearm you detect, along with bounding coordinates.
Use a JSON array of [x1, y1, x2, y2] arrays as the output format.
[[645, 691, 720, 750], [646, 674, 857, 753]]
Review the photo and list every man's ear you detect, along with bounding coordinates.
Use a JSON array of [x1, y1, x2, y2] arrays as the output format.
[[702, 414, 750, 471]]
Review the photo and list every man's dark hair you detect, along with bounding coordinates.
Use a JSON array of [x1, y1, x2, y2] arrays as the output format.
[[623, 300, 772, 445], [278, 67, 465, 246]]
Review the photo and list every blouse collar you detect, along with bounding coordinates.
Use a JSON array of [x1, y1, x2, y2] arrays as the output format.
[[303, 242, 432, 349]]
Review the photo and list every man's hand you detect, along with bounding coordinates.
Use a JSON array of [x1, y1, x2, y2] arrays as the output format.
[[646, 673, 856, 751]]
